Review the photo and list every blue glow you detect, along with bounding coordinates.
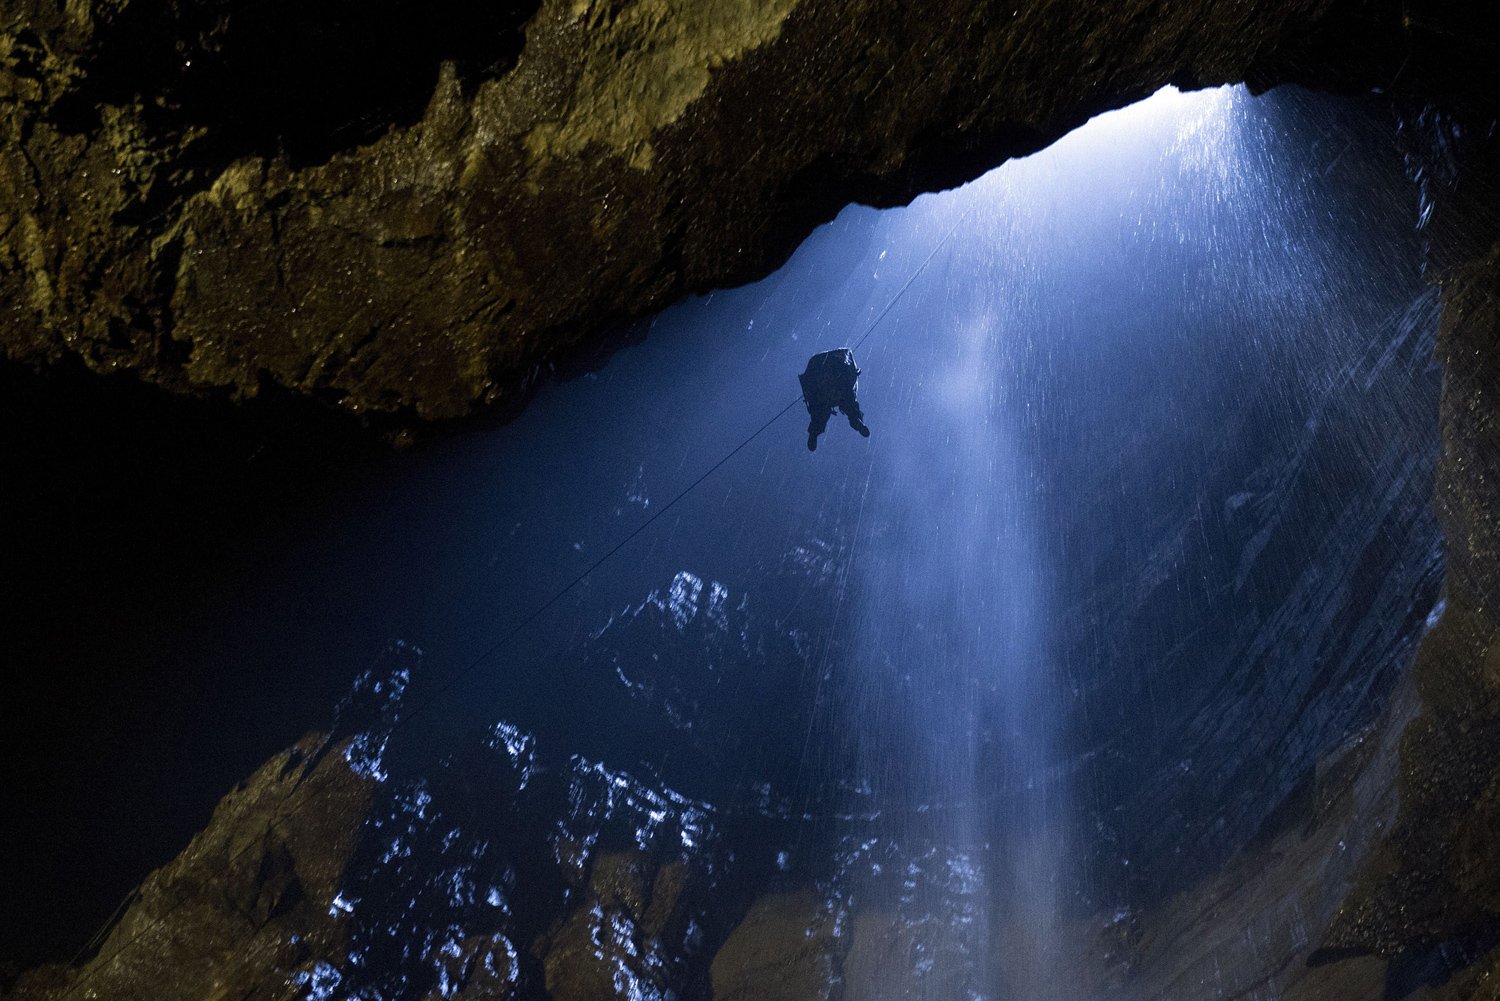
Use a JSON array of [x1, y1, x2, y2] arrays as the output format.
[[158, 83, 1443, 1000]]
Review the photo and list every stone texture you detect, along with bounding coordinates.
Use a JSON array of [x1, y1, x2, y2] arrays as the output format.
[[539, 852, 706, 1001], [1119, 675, 1420, 1000], [1322, 240, 1500, 968], [423, 933, 523, 1001], [1, 0, 1406, 423], [843, 908, 973, 1000], [4, 0, 1500, 996], [1293, 7, 1500, 978], [1, 734, 375, 1001], [710, 891, 839, 1001]]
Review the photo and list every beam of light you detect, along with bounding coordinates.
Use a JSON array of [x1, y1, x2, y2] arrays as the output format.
[[825, 83, 1250, 1000]]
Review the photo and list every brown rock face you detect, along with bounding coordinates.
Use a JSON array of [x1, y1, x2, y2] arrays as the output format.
[[842, 908, 974, 1000], [710, 891, 839, 1001], [2, 0, 1405, 422], [540, 852, 706, 1001], [5, 0, 1500, 996], [2, 735, 375, 1001]]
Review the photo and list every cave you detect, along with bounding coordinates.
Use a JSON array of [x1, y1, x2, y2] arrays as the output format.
[[2, 2, 1499, 1000]]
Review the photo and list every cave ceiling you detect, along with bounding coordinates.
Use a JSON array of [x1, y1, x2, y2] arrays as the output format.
[[3, 0, 1500, 992], [0, 0, 1429, 425]]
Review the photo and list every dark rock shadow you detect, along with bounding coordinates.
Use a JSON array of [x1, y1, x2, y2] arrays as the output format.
[[1383, 929, 1500, 1000], [50, 0, 541, 168]]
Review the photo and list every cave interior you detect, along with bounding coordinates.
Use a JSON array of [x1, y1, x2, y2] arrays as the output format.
[[2, 1, 1500, 1000]]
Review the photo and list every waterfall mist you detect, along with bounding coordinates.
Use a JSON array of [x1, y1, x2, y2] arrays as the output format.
[[10, 84, 1444, 1000]]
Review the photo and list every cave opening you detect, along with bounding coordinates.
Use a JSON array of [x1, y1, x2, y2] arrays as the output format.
[[1, 83, 1449, 998]]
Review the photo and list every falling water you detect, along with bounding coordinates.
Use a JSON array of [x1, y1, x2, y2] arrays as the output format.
[[805, 87, 1274, 999], [50, 84, 1444, 1000], [326, 84, 1436, 998], [784, 85, 1438, 998]]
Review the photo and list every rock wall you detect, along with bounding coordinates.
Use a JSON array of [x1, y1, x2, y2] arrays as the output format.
[[1323, 228, 1500, 968], [2, 734, 374, 1001], [4, 0, 1500, 996], [2, 0, 1404, 422]]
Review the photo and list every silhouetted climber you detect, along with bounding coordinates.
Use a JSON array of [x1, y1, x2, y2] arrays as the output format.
[[799, 348, 870, 451]]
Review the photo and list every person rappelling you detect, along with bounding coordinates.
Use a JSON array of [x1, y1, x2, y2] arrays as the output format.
[[799, 348, 870, 451]]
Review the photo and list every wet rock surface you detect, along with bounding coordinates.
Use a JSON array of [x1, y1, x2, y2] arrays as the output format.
[[711, 892, 838, 1001], [1324, 240, 1500, 969], [1111, 675, 1419, 1001], [0, 512, 1480, 1001], [1281, 39, 1500, 974], [540, 853, 709, 1001], [2, 0, 1406, 423], [5, 1, 1500, 998], [1, 732, 375, 1001]]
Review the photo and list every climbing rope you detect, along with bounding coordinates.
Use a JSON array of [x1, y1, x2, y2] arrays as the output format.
[[854, 214, 964, 354], [58, 212, 966, 997], [408, 211, 964, 718]]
